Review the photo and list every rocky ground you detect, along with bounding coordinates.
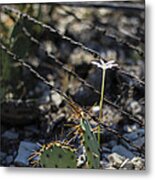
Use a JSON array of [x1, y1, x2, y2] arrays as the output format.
[[0, 114, 145, 169]]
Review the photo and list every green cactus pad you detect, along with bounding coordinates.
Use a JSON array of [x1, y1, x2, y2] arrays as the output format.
[[40, 143, 77, 168], [80, 119, 100, 169]]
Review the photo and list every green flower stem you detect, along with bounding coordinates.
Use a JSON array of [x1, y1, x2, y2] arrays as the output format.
[[98, 64, 106, 144], [99, 65, 106, 120]]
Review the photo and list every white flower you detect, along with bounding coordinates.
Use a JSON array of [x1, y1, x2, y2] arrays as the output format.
[[91, 59, 118, 70]]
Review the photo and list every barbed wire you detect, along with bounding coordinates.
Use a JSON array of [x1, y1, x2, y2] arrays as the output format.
[[0, 5, 145, 126], [21, 26, 144, 127], [0, 43, 71, 103], [1, 5, 145, 125], [59, 6, 144, 56], [0, 42, 144, 155], [2, 5, 145, 88]]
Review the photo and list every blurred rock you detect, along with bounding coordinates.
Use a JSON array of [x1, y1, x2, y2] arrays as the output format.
[[24, 125, 39, 137], [102, 147, 111, 153], [133, 137, 144, 148], [137, 128, 145, 136], [6, 155, 13, 165], [112, 145, 134, 159], [52, 92, 63, 107], [106, 166, 117, 170], [126, 100, 142, 115], [77, 154, 87, 167], [108, 153, 125, 168], [91, 106, 100, 116], [123, 124, 139, 133], [2, 130, 19, 140], [108, 140, 118, 148], [102, 153, 110, 160], [120, 160, 134, 170], [0, 151, 7, 162], [36, 82, 51, 104], [124, 132, 138, 141], [131, 157, 145, 170], [14, 141, 39, 167]]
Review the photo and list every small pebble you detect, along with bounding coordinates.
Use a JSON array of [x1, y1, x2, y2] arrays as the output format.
[[52, 92, 62, 107], [131, 157, 145, 170], [108, 153, 125, 168]]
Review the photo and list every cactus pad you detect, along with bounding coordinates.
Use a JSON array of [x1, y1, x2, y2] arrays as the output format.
[[80, 119, 100, 169], [39, 142, 77, 168]]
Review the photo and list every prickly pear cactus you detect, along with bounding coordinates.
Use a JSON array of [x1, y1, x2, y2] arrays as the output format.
[[40, 144, 77, 168], [29, 119, 100, 169], [80, 119, 100, 169], [29, 142, 77, 168]]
